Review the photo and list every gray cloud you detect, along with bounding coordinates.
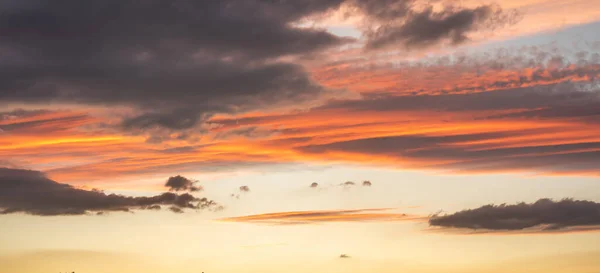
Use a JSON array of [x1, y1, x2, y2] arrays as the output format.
[[320, 81, 600, 113], [359, 2, 520, 50], [0, 0, 353, 134], [239, 185, 251, 192], [0, 0, 518, 137], [310, 182, 319, 188], [341, 181, 356, 186], [339, 254, 351, 258], [0, 168, 221, 216], [169, 206, 184, 214], [429, 198, 600, 233], [362, 180, 372, 186], [165, 175, 202, 192], [297, 129, 600, 173]]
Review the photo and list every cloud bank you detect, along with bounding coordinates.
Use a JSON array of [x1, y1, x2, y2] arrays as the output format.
[[429, 198, 600, 233], [0, 168, 221, 216], [0, 0, 516, 140]]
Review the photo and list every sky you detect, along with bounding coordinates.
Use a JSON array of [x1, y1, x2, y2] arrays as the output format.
[[1, 0, 600, 272]]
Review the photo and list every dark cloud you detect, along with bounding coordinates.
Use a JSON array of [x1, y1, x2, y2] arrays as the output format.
[[297, 130, 600, 173], [0, 0, 518, 137], [0, 0, 353, 134], [0, 168, 221, 216], [358, 2, 520, 50], [0, 109, 50, 120], [362, 180, 372, 186], [146, 205, 162, 210], [310, 182, 319, 188], [320, 81, 600, 114], [429, 198, 600, 233], [341, 181, 356, 186], [239, 185, 251, 192], [0, 0, 348, 61], [165, 175, 202, 192], [339, 254, 351, 258], [169, 206, 184, 214]]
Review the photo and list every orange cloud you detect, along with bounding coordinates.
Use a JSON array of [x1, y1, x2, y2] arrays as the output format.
[[3, 45, 600, 186], [219, 208, 424, 225]]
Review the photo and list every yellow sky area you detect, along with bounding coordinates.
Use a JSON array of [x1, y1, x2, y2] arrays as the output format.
[[2, 216, 600, 273], [3, 251, 600, 273]]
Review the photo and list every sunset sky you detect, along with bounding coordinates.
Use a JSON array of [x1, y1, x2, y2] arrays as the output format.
[[2, 1, 600, 272]]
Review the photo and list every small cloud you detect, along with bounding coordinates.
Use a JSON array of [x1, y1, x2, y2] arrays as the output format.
[[339, 254, 350, 259], [239, 185, 250, 192], [169, 206, 184, 213], [310, 182, 319, 188], [165, 175, 203, 192], [341, 181, 355, 187], [362, 180, 372, 187]]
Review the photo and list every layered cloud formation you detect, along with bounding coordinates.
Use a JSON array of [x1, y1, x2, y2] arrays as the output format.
[[1, 0, 599, 184], [0, 0, 514, 136]]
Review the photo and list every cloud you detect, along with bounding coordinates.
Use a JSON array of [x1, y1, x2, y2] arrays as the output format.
[[429, 198, 600, 233], [362, 180, 372, 186], [165, 175, 202, 192], [356, 2, 520, 50], [341, 181, 356, 186], [13, 3, 600, 181], [14, 48, 597, 181], [298, 129, 600, 174], [0, 0, 518, 140], [197, 48, 600, 177], [220, 208, 422, 225], [339, 254, 351, 259], [0, 168, 221, 216], [169, 206, 184, 214], [0, 0, 355, 136], [310, 182, 319, 188], [0, 109, 93, 134], [239, 185, 251, 192]]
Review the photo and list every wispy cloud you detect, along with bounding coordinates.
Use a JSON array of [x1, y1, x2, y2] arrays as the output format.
[[219, 208, 424, 225]]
